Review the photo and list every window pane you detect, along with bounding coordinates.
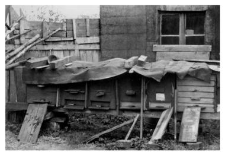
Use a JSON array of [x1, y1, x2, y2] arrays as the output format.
[[161, 14, 179, 35], [186, 12, 205, 34], [186, 36, 204, 45], [161, 37, 179, 45]]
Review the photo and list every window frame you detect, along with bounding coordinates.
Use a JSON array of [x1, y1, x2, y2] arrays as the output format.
[[159, 12, 205, 45]]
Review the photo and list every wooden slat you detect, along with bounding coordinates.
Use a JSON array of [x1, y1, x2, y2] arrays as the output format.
[[19, 19, 26, 44], [156, 52, 210, 61], [182, 75, 216, 81], [177, 86, 215, 92], [178, 92, 214, 98], [18, 104, 48, 143], [9, 70, 17, 102], [14, 67, 27, 102], [45, 37, 74, 42], [153, 45, 211, 52], [72, 19, 77, 40], [92, 50, 100, 62], [6, 44, 100, 51], [177, 103, 214, 112], [120, 102, 141, 109], [178, 97, 214, 104], [86, 18, 90, 36], [86, 51, 93, 62], [177, 80, 215, 87], [149, 108, 173, 144], [76, 37, 100, 44], [26, 57, 48, 69], [149, 102, 171, 109], [179, 107, 201, 142]]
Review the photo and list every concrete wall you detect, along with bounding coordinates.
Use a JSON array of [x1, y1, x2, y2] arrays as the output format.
[[100, 5, 220, 61]]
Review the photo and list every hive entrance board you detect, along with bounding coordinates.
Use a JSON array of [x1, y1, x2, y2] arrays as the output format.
[[18, 103, 48, 143], [179, 107, 201, 142]]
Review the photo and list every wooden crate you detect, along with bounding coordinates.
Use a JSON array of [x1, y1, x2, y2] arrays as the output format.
[[60, 83, 86, 110], [26, 84, 57, 106], [177, 75, 216, 112], [88, 79, 116, 110], [118, 73, 141, 110], [146, 74, 174, 109]]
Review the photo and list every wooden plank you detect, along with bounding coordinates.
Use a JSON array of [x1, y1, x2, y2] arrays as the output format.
[[158, 5, 208, 11], [6, 44, 100, 51], [76, 37, 100, 44], [177, 86, 215, 92], [125, 114, 139, 140], [178, 92, 214, 98], [86, 51, 93, 62], [72, 19, 77, 40], [120, 102, 141, 109], [179, 107, 201, 142], [6, 71, 10, 102], [9, 70, 17, 102], [182, 75, 216, 81], [149, 108, 173, 144], [19, 19, 28, 44], [45, 37, 74, 42], [18, 104, 48, 143], [86, 18, 90, 37], [49, 55, 79, 69], [178, 97, 214, 104], [25, 57, 48, 69], [140, 77, 145, 139], [92, 50, 100, 62], [149, 102, 171, 109], [84, 117, 134, 143], [177, 103, 214, 112], [153, 45, 212, 52], [14, 67, 27, 102], [177, 80, 215, 87], [156, 52, 210, 61], [79, 51, 87, 61]]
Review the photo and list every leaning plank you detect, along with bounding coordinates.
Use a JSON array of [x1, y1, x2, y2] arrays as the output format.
[[148, 107, 173, 144], [6, 28, 61, 66], [49, 55, 79, 69], [84, 118, 135, 143], [6, 59, 28, 70], [26, 57, 49, 69], [18, 104, 48, 143], [153, 45, 211, 52], [125, 114, 139, 140], [6, 34, 40, 61], [179, 107, 201, 142]]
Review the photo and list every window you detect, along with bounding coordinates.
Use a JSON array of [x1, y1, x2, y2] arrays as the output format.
[[160, 12, 205, 45]]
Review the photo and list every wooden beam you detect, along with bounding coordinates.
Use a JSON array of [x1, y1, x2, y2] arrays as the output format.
[[49, 55, 79, 69], [45, 37, 74, 42], [76, 36, 100, 44], [6, 44, 100, 51], [125, 114, 139, 140], [153, 45, 212, 52], [84, 117, 134, 143], [72, 19, 77, 40], [25, 57, 48, 69], [5, 30, 31, 43], [86, 18, 90, 37]]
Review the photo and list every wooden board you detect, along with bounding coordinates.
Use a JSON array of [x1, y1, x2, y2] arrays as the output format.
[[49, 55, 79, 69], [178, 92, 214, 98], [153, 45, 211, 52], [14, 67, 27, 102], [26, 57, 48, 69], [179, 107, 201, 142], [177, 80, 215, 87], [156, 52, 210, 61], [178, 97, 214, 104], [149, 108, 173, 144], [18, 104, 48, 143], [9, 70, 17, 102], [177, 104, 214, 113], [177, 86, 215, 92]]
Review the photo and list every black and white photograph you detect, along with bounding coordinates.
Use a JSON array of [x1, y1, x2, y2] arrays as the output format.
[[3, 2, 221, 151]]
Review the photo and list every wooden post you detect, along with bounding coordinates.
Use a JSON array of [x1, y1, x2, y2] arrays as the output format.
[[56, 88, 60, 107], [85, 82, 88, 109], [174, 89, 177, 141], [73, 19, 79, 58], [86, 18, 90, 37], [115, 80, 120, 115], [140, 77, 145, 139]]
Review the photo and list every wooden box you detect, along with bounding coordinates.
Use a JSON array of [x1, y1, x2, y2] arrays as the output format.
[[27, 84, 57, 106], [146, 74, 174, 110], [177, 75, 216, 112], [88, 79, 116, 110], [60, 83, 86, 110], [118, 73, 142, 110]]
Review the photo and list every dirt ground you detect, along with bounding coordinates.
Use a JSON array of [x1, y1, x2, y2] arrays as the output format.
[[5, 113, 220, 150]]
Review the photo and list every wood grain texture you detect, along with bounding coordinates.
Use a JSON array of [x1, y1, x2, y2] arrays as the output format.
[[18, 104, 48, 143], [153, 45, 211, 52], [179, 107, 201, 142]]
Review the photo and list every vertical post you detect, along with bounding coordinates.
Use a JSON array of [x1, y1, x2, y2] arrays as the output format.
[[85, 82, 88, 109], [179, 13, 185, 45], [56, 87, 60, 107], [72, 19, 77, 40], [115, 80, 120, 115], [140, 77, 145, 139], [86, 18, 90, 37], [174, 89, 177, 141]]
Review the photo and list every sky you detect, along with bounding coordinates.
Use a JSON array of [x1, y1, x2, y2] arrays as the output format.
[[12, 5, 100, 21]]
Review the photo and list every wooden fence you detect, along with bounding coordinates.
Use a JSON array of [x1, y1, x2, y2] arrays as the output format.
[[5, 18, 101, 105]]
